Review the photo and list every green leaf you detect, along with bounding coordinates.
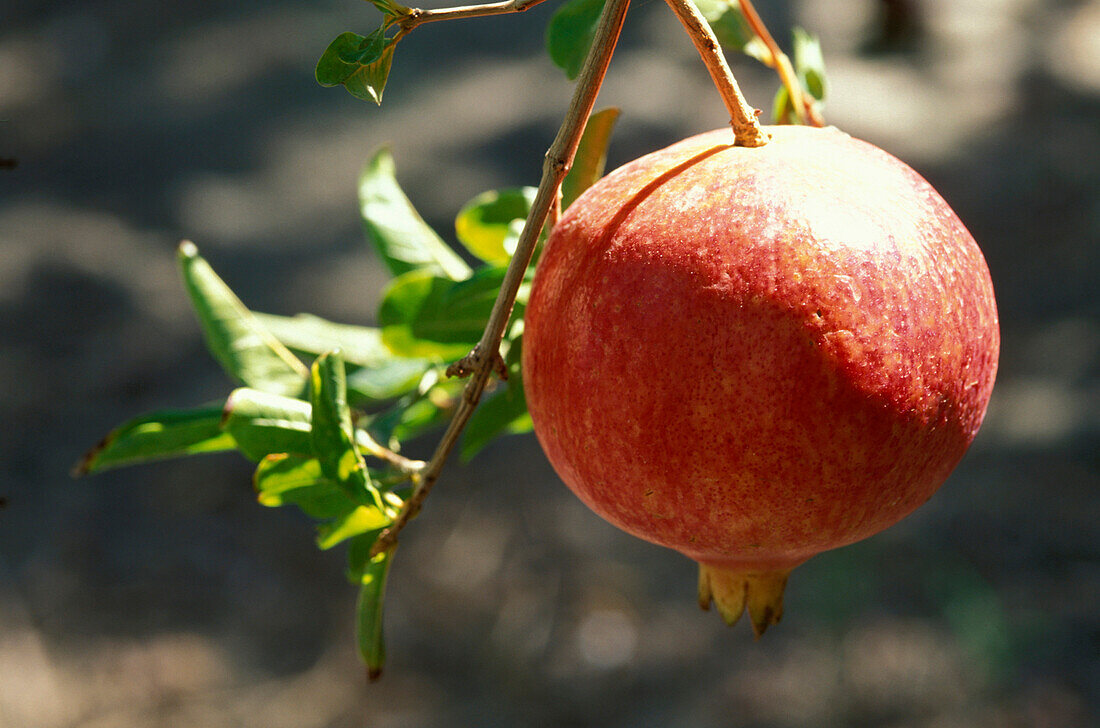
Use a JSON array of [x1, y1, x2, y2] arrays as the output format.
[[346, 358, 433, 403], [370, 0, 409, 17], [792, 27, 827, 101], [354, 548, 394, 681], [74, 406, 235, 475], [310, 351, 384, 510], [345, 43, 395, 105], [359, 149, 471, 280], [316, 505, 391, 550], [454, 187, 537, 264], [254, 453, 356, 520], [316, 30, 397, 105], [177, 242, 308, 398], [461, 382, 531, 460], [378, 266, 506, 359], [251, 312, 434, 404], [252, 313, 392, 368], [461, 334, 531, 460], [546, 0, 605, 79], [561, 107, 619, 210], [691, 0, 772, 64], [222, 388, 313, 461]]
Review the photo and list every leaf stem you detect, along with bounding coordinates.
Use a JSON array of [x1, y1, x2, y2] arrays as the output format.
[[393, 0, 550, 40], [371, 0, 632, 557], [736, 0, 824, 127], [662, 0, 767, 146]]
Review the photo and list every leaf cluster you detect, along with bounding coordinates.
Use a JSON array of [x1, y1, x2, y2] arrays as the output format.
[[77, 110, 620, 676]]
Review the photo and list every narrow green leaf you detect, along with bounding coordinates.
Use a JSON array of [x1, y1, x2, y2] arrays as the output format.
[[253, 453, 356, 519], [222, 388, 313, 461], [355, 548, 394, 680], [74, 406, 234, 475], [177, 242, 308, 397], [454, 187, 537, 264], [252, 313, 392, 367], [251, 312, 433, 403], [771, 84, 794, 125], [546, 0, 605, 79], [792, 27, 827, 101], [359, 149, 471, 280], [310, 352, 384, 509], [561, 107, 619, 210], [316, 505, 391, 550], [346, 358, 433, 402], [378, 266, 506, 359]]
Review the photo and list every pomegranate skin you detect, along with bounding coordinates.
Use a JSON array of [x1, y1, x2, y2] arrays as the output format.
[[523, 126, 999, 585]]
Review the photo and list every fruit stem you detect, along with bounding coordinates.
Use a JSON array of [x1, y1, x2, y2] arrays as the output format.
[[662, 0, 768, 147], [736, 0, 824, 127], [371, 0, 632, 558]]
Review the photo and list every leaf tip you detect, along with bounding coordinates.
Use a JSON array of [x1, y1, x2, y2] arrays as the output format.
[[178, 239, 199, 260], [72, 433, 114, 477]]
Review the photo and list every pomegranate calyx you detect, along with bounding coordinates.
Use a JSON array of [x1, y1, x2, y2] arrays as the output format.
[[697, 563, 791, 638]]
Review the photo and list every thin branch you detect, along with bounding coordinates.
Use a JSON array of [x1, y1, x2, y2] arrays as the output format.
[[736, 0, 824, 127], [371, 0, 633, 557], [393, 0, 550, 40], [663, 0, 767, 146], [356, 430, 426, 475]]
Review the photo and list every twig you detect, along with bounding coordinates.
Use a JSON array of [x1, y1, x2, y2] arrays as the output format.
[[356, 430, 426, 475], [663, 0, 767, 146], [393, 0, 550, 40], [372, 0, 632, 557], [736, 0, 824, 127]]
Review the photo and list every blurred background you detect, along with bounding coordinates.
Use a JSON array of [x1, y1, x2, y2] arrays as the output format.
[[2, 0, 1099, 725]]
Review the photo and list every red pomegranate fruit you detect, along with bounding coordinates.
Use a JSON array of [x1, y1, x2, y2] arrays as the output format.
[[522, 125, 999, 635]]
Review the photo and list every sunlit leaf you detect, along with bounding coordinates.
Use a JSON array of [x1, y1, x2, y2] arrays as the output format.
[[771, 84, 805, 125], [454, 187, 537, 264], [378, 266, 506, 359], [369, 0, 410, 17], [316, 30, 397, 105], [346, 358, 433, 403], [691, 0, 773, 65], [310, 352, 385, 510], [344, 43, 395, 105], [74, 406, 235, 475], [252, 313, 391, 367], [359, 149, 471, 280], [251, 312, 434, 404], [254, 453, 356, 519], [316, 505, 392, 550], [222, 388, 313, 461], [561, 107, 619, 210], [177, 242, 308, 397], [546, 0, 605, 79], [792, 27, 826, 101], [355, 548, 394, 680]]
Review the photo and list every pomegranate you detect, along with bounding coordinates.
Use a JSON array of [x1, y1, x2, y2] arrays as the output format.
[[522, 125, 999, 635]]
